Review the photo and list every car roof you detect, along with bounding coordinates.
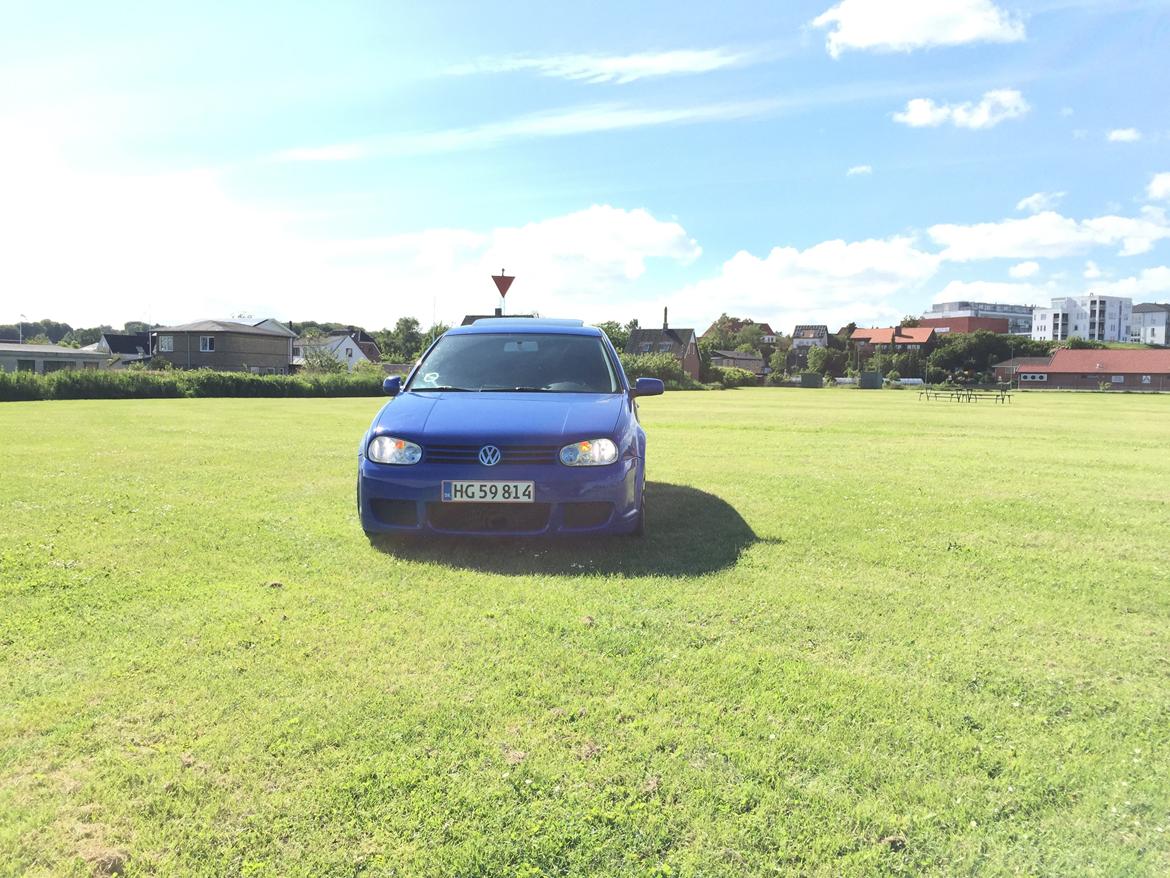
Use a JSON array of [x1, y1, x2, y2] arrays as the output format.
[[447, 319, 600, 337]]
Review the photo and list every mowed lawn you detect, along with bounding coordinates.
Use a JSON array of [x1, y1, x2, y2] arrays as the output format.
[[1, 389, 1168, 877]]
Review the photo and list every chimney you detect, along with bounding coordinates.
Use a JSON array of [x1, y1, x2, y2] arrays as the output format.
[[663, 306, 668, 330]]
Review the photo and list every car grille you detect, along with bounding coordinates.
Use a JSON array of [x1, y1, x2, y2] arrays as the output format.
[[426, 502, 551, 533], [423, 444, 559, 465]]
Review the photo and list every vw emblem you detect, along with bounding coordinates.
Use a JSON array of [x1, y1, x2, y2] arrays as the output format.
[[478, 445, 502, 466]]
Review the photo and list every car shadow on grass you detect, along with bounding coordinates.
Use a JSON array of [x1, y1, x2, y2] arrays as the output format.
[[368, 482, 759, 577]]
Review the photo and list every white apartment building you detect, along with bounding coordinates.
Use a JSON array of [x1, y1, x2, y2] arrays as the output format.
[[1130, 303, 1170, 346], [1031, 295, 1132, 342]]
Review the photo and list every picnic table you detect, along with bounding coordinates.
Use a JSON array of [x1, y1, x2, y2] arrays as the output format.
[[919, 386, 1012, 403]]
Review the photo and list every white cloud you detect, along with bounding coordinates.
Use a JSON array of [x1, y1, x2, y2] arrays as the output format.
[[0, 126, 700, 327], [1060, 107, 1074, 117], [1107, 128, 1142, 142], [932, 280, 1044, 306], [1016, 191, 1065, 213], [929, 207, 1170, 260], [811, 0, 1025, 58], [1009, 261, 1040, 278], [1147, 172, 1170, 201], [893, 89, 1029, 129], [1091, 266, 1170, 298], [846, 164, 873, 176], [277, 99, 782, 161], [666, 235, 941, 331], [446, 48, 752, 84], [1083, 260, 1102, 279]]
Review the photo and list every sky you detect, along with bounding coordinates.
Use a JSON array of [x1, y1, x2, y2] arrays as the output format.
[[2, 0, 1169, 333]]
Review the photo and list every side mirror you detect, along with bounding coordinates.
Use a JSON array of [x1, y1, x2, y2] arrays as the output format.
[[383, 376, 402, 396], [632, 377, 665, 398]]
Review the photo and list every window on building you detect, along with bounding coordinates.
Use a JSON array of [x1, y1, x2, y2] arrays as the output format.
[[16, 359, 34, 372], [159, 335, 174, 352], [658, 342, 672, 352], [293, 346, 302, 356], [347, 348, 353, 358], [640, 343, 651, 353], [200, 336, 215, 352], [1141, 375, 1151, 384], [83, 361, 98, 370], [1112, 375, 1124, 383]]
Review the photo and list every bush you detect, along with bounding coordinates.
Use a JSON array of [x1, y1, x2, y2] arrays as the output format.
[[0, 368, 385, 402], [710, 366, 757, 388], [619, 352, 686, 385], [0, 371, 48, 401]]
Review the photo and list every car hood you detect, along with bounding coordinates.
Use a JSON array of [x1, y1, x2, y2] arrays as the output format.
[[375, 391, 626, 443]]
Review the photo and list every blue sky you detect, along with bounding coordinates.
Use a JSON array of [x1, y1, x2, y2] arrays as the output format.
[[2, 0, 1169, 332]]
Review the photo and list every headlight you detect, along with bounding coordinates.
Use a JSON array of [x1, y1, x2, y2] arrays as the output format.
[[367, 436, 422, 465], [559, 438, 618, 466]]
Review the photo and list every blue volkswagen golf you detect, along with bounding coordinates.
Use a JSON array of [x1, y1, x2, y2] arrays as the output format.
[[357, 319, 664, 537]]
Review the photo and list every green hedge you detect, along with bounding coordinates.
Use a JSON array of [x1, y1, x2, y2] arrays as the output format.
[[618, 352, 686, 384], [710, 366, 758, 388], [0, 369, 385, 401]]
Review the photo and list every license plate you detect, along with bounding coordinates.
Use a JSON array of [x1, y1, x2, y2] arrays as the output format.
[[441, 480, 535, 503]]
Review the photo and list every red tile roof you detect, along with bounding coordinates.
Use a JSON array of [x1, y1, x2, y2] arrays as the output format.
[[850, 326, 935, 345], [1025, 348, 1170, 373]]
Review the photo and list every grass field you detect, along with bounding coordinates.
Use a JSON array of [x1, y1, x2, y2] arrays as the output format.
[[2, 389, 1168, 877]]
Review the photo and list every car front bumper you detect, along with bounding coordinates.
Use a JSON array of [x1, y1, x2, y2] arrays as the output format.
[[358, 456, 642, 536]]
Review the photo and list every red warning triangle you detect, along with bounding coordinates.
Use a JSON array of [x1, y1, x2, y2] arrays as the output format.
[[492, 270, 514, 297]]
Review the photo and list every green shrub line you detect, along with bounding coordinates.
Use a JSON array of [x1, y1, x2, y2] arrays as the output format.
[[0, 369, 386, 401], [4, 354, 769, 401]]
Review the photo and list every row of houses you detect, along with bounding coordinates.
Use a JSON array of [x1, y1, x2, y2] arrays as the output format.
[[0, 319, 385, 375]]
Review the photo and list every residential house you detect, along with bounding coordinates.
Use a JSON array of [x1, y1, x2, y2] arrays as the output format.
[[710, 349, 765, 375], [253, 318, 297, 339], [789, 324, 829, 368], [791, 325, 829, 349], [0, 343, 110, 373], [1031, 295, 1132, 342], [293, 332, 372, 371], [91, 332, 150, 367], [923, 301, 1035, 335], [850, 326, 936, 355], [625, 309, 701, 380], [149, 320, 293, 373], [1014, 348, 1170, 390], [1130, 303, 1170, 346]]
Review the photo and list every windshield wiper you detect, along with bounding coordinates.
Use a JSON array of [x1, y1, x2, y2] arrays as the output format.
[[410, 385, 472, 392], [480, 386, 548, 392]]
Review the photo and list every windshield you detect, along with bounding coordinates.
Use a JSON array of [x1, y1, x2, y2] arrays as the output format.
[[406, 332, 620, 393]]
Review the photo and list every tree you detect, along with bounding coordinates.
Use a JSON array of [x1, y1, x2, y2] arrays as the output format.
[[123, 321, 151, 333], [376, 317, 424, 362], [595, 321, 630, 351], [806, 346, 829, 374], [1064, 336, 1106, 350], [732, 323, 764, 354], [25, 333, 52, 345], [703, 314, 740, 350], [63, 326, 113, 347], [929, 330, 1052, 375], [301, 344, 346, 373], [899, 315, 921, 328], [412, 323, 450, 359]]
